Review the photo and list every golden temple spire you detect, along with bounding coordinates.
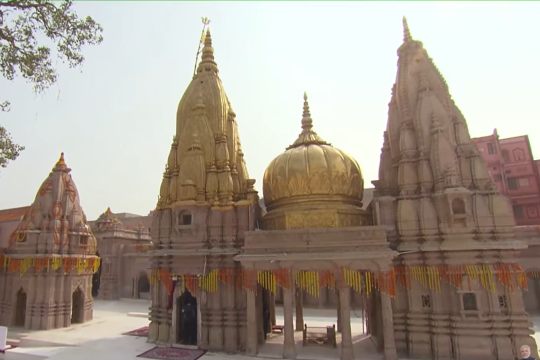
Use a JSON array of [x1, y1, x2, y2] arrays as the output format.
[[403, 16, 412, 43], [287, 93, 329, 149], [196, 22, 218, 74], [301, 92, 313, 131]]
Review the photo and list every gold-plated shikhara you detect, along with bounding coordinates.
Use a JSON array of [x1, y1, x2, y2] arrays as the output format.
[[157, 26, 255, 209]]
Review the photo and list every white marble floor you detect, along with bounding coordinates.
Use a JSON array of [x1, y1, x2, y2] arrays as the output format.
[[1, 299, 539, 360]]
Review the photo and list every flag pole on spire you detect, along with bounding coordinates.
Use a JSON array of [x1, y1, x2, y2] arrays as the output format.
[[193, 17, 211, 78]]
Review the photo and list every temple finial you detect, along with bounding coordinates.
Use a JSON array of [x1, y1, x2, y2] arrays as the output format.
[[53, 152, 70, 172], [194, 17, 216, 76], [403, 16, 412, 42], [301, 92, 313, 131], [201, 28, 214, 62]]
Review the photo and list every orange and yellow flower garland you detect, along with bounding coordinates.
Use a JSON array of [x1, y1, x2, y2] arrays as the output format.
[[150, 263, 532, 299], [0, 254, 100, 275]]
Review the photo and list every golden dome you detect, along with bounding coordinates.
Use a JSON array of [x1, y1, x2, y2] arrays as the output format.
[[262, 94, 366, 230]]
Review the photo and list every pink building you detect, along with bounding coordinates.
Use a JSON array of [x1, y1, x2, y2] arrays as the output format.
[[473, 129, 540, 225]]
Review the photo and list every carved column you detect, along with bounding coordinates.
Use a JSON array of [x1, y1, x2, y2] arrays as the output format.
[[283, 275, 296, 359], [338, 285, 354, 360], [337, 289, 342, 332], [295, 286, 303, 331], [246, 287, 258, 355], [381, 291, 398, 360], [270, 292, 276, 326]]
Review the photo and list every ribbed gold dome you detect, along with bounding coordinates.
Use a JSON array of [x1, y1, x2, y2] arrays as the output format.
[[262, 94, 366, 230]]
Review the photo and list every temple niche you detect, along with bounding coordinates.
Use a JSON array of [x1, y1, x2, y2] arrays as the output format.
[[0, 154, 99, 330], [371, 18, 536, 360]]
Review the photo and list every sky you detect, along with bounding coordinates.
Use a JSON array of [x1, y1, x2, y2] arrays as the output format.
[[1, 1, 540, 220]]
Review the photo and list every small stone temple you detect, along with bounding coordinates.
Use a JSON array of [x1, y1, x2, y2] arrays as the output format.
[[149, 20, 538, 360], [0, 154, 99, 329], [91, 207, 152, 300]]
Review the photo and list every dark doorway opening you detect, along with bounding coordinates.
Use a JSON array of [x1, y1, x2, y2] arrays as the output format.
[[71, 287, 85, 324], [176, 290, 197, 345], [15, 288, 26, 327], [137, 272, 150, 299]]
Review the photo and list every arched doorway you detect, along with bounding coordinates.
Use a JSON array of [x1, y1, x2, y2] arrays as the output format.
[[71, 287, 84, 324], [15, 288, 26, 327], [176, 290, 197, 345], [137, 272, 150, 299]]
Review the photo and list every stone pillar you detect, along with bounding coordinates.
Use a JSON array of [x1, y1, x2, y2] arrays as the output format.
[[283, 281, 296, 359], [338, 285, 353, 360], [270, 293, 276, 326], [380, 291, 398, 360], [295, 286, 303, 331], [337, 289, 342, 332], [246, 288, 258, 355]]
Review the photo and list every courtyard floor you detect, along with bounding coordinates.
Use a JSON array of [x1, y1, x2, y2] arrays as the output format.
[[1, 298, 539, 360]]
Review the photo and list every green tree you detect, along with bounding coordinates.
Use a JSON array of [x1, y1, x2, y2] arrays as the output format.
[[0, 0, 103, 168]]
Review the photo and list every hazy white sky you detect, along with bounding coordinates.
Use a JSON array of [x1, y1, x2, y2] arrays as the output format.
[[1, 1, 540, 220]]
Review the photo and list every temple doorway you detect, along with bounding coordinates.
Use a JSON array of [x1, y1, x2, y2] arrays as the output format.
[[71, 287, 84, 324], [176, 290, 197, 345], [137, 272, 150, 299], [14, 288, 26, 326]]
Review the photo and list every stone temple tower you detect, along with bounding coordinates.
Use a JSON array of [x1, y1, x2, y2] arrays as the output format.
[[0, 153, 98, 329], [149, 28, 259, 351], [371, 19, 537, 360]]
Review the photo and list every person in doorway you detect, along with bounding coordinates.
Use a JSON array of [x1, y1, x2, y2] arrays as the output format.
[[520, 344, 536, 360], [182, 301, 197, 345]]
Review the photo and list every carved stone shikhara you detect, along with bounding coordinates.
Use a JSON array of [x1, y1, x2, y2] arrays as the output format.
[[371, 18, 536, 360], [0, 154, 98, 330]]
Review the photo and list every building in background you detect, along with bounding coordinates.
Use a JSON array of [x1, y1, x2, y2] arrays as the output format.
[[89, 208, 152, 300], [473, 129, 540, 225]]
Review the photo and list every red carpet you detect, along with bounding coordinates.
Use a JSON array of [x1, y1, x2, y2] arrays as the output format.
[[0, 342, 18, 353], [137, 346, 206, 360], [123, 325, 149, 337]]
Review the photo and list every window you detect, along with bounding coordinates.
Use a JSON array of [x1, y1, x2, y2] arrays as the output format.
[[494, 174, 502, 182], [502, 150, 510, 162], [513, 205, 524, 218], [421, 294, 431, 309], [508, 177, 518, 190], [462, 293, 478, 311], [519, 178, 530, 187], [498, 295, 508, 309], [527, 206, 538, 218], [178, 212, 192, 226], [452, 198, 466, 214], [487, 142, 496, 155], [80, 236, 88, 245], [513, 148, 525, 161]]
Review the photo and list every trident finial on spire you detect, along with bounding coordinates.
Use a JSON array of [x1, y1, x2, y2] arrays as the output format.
[[403, 16, 412, 42], [193, 17, 211, 77], [301, 92, 313, 131]]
